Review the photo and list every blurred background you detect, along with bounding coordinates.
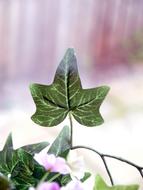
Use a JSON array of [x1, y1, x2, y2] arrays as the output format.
[[0, 0, 143, 188]]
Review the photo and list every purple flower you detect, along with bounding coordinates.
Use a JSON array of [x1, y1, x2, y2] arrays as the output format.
[[29, 182, 60, 190], [34, 151, 70, 175], [29, 180, 86, 190], [37, 182, 60, 190], [61, 179, 85, 190]]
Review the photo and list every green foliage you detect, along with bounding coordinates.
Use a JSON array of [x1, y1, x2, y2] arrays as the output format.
[[0, 134, 18, 176], [93, 175, 139, 190], [48, 125, 70, 157], [0, 48, 139, 189], [30, 48, 110, 127], [0, 128, 72, 189], [0, 134, 49, 190], [81, 172, 91, 182], [60, 174, 71, 186], [21, 141, 49, 156]]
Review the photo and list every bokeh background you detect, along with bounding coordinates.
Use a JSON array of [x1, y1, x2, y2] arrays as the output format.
[[0, 0, 143, 188]]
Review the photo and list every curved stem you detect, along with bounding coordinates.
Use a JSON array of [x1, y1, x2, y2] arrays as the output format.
[[71, 145, 114, 185], [103, 154, 143, 170], [72, 145, 143, 184], [101, 155, 114, 185], [139, 169, 143, 178], [67, 115, 143, 185], [40, 172, 49, 183], [48, 173, 61, 183]]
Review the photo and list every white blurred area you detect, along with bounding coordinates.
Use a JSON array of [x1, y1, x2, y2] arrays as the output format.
[[1, 0, 143, 189]]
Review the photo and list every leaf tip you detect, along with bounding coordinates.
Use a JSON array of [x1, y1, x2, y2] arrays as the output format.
[[3, 133, 13, 149], [66, 47, 75, 53], [31, 114, 41, 126], [64, 48, 77, 59], [103, 85, 110, 94], [29, 83, 36, 92]]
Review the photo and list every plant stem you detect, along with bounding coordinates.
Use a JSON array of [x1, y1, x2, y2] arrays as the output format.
[[69, 112, 73, 147], [101, 155, 113, 185], [48, 173, 61, 183], [68, 114, 114, 184], [40, 172, 49, 183], [68, 114, 143, 185], [71, 145, 114, 185], [103, 154, 143, 178], [40, 172, 61, 184], [72, 145, 143, 185]]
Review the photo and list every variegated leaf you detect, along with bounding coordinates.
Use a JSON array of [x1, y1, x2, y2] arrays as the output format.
[[0, 134, 18, 176], [21, 141, 49, 156], [30, 48, 109, 127], [0, 134, 47, 189], [48, 125, 70, 156]]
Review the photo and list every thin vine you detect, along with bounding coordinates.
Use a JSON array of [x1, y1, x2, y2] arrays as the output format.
[[69, 114, 143, 186]]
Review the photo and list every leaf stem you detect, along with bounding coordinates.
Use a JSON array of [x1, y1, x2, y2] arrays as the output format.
[[71, 145, 143, 185], [100, 155, 114, 185], [69, 112, 73, 147], [48, 173, 61, 183], [68, 114, 143, 186], [71, 145, 114, 185], [40, 172, 49, 183], [68, 114, 114, 185]]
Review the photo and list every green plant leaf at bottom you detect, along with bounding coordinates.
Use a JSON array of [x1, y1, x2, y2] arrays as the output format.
[[0, 134, 18, 176], [0, 134, 47, 190], [93, 175, 139, 190]]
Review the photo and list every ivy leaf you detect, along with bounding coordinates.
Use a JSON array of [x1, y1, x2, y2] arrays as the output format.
[[48, 125, 70, 157], [93, 175, 139, 190], [11, 161, 35, 188], [17, 149, 45, 180], [30, 48, 110, 127], [11, 150, 46, 189], [0, 134, 47, 189], [21, 141, 49, 156], [0, 134, 18, 176]]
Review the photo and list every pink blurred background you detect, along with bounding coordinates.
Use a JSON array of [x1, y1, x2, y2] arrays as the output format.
[[1, 0, 143, 110], [0, 0, 143, 188]]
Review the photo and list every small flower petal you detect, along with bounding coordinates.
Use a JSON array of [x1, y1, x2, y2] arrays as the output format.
[[61, 179, 85, 190], [37, 182, 60, 190], [52, 157, 70, 174], [67, 151, 85, 179], [34, 151, 69, 174]]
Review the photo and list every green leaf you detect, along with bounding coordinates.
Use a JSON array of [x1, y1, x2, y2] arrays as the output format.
[[48, 125, 70, 157], [11, 161, 35, 187], [60, 174, 72, 186], [30, 48, 110, 127], [0, 134, 47, 190], [17, 149, 45, 180], [81, 172, 91, 182], [11, 150, 46, 189], [93, 175, 139, 190], [21, 141, 49, 155], [0, 134, 18, 176]]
